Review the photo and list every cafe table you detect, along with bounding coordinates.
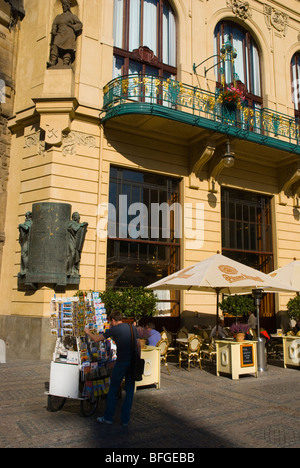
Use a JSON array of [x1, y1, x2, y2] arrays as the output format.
[[135, 346, 161, 389], [175, 334, 196, 347], [176, 333, 196, 341], [216, 339, 258, 380], [175, 337, 188, 352], [176, 338, 187, 343], [281, 335, 300, 368]]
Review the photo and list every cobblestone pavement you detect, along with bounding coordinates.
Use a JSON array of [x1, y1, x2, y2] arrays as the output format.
[[0, 359, 299, 449]]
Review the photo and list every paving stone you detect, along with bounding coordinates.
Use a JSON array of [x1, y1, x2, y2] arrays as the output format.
[[0, 359, 299, 449]]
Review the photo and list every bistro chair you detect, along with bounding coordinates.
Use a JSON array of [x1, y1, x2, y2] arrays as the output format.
[[197, 329, 210, 340], [162, 328, 176, 357], [156, 338, 171, 375], [178, 335, 202, 371], [200, 338, 216, 363], [161, 330, 168, 341], [267, 337, 283, 361], [176, 327, 188, 339]]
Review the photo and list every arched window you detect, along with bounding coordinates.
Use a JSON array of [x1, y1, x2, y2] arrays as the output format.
[[214, 21, 262, 108], [291, 52, 300, 117], [113, 0, 177, 78]]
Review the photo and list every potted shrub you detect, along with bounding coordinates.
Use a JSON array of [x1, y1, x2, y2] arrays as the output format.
[[100, 286, 158, 324], [217, 85, 245, 111], [286, 295, 300, 322], [230, 323, 250, 342], [219, 294, 255, 321]]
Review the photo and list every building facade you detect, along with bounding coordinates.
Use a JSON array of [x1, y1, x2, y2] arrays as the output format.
[[1, 0, 300, 359], [0, 0, 24, 271]]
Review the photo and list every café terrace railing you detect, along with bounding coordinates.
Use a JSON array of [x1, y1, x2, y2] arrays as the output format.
[[102, 74, 300, 155]]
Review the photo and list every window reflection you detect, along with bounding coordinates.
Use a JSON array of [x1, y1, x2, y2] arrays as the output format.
[[214, 21, 262, 108], [221, 188, 274, 317], [106, 166, 180, 316], [113, 0, 177, 78]]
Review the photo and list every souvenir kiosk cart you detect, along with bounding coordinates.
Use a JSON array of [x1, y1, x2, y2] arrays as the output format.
[[46, 293, 116, 417]]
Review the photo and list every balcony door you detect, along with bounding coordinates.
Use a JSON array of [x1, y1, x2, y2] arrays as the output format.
[[113, 0, 177, 79], [214, 21, 262, 110], [291, 52, 300, 121]]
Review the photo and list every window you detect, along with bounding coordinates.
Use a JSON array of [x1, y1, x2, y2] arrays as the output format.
[[221, 189, 273, 256], [106, 166, 180, 316], [113, 0, 177, 79], [291, 53, 300, 118], [221, 188, 274, 318], [214, 21, 262, 108]]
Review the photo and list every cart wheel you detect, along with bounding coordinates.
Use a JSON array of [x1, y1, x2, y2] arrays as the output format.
[[47, 394, 67, 412], [80, 395, 100, 417]]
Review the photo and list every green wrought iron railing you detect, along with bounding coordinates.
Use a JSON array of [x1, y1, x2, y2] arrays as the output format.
[[102, 75, 300, 154]]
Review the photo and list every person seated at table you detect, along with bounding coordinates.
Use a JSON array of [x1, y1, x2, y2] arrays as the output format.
[[210, 319, 228, 339], [248, 311, 257, 331], [293, 320, 300, 334], [146, 322, 161, 346]]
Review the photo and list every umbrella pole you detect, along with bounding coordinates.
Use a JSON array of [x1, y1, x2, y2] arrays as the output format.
[[216, 288, 221, 338], [252, 288, 266, 374], [252, 288, 263, 338]]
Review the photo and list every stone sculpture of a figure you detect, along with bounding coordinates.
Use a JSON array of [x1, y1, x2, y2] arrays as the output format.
[[67, 212, 88, 277], [47, 0, 83, 68], [18, 211, 33, 277]]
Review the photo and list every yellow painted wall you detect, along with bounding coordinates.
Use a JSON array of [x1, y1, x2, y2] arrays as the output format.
[[1, 0, 300, 328]]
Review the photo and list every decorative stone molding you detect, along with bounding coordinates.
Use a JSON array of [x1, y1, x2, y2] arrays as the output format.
[[189, 142, 216, 189], [278, 162, 300, 205], [43, 120, 63, 147], [33, 97, 79, 149], [208, 154, 235, 193], [264, 4, 289, 37], [3, 0, 25, 28], [24, 132, 39, 149], [227, 0, 252, 20], [62, 131, 96, 156], [24, 130, 96, 157], [24, 131, 45, 156]]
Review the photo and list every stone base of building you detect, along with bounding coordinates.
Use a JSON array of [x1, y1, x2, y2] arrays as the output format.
[[0, 315, 56, 361]]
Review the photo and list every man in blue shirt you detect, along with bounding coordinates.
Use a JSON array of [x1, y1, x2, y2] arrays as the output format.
[[146, 322, 161, 346], [85, 311, 139, 426]]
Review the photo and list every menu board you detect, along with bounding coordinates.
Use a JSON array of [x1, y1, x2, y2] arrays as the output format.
[[240, 344, 254, 367]]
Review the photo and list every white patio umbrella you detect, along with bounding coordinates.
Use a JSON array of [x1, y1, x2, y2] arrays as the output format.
[[269, 258, 300, 293], [147, 253, 297, 337]]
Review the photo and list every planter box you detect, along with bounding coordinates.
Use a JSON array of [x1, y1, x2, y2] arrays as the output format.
[[216, 340, 258, 380], [135, 346, 161, 389], [282, 336, 300, 368]]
